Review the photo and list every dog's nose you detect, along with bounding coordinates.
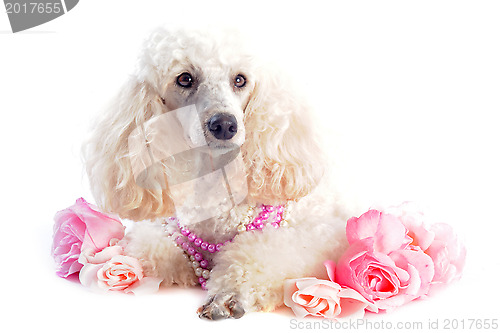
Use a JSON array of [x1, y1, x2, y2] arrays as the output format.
[[207, 113, 238, 140]]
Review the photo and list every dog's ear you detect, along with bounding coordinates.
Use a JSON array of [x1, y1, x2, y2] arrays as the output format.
[[242, 67, 325, 203], [83, 79, 174, 220]]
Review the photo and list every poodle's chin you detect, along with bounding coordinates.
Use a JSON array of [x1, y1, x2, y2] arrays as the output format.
[[185, 131, 244, 150], [207, 140, 241, 150]]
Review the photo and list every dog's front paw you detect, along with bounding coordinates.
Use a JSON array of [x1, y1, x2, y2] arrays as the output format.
[[197, 293, 245, 320]]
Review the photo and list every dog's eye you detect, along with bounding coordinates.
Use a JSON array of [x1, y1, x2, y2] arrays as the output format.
[[234, 74, 246, 88], [177, 72, 193, 88]]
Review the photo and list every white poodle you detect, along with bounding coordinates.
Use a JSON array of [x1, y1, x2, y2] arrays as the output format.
[[84, 27, 352, 319]]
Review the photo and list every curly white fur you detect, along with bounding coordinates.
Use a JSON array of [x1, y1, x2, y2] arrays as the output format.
[[83, 27, 354, 319]]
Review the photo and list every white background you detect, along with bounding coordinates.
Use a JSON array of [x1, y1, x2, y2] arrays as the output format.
[[1, 1, 499, 332]]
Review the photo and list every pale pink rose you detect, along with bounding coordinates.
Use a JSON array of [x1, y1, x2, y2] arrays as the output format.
[[97, 255, 144, 291], [284, 261, 376, 319], [338, 210, 434, 310], [52, 198, 125, 278], [79, 246, 162, 295], [425, 223, 466, 284], [383, 203, 466, 284]]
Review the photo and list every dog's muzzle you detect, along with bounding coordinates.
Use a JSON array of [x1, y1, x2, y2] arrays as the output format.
[[207, 113, 238, 140]]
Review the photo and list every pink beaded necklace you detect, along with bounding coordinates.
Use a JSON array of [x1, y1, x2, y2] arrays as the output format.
[[169, 203, 290, 290]]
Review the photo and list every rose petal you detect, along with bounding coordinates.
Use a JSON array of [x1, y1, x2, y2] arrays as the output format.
[[390, 249, 434, 297], [72, 198, 124, 250], [295, 279, 341, 300], [125, 277, 163, 295], [284, 278, 342, 318], [324, 260, 336, 282], [383, 202, 435, 251], [79, 263, 103, 288], [80, 245, 125, 265], [346, 210, 381, 244], [426, 223, 466, 284], [346, 210, 410, 253], [336, 239, 373, 294], [337, 287, 378, 317], [374, 213, 412, 253], [284, 279, 313, 318]]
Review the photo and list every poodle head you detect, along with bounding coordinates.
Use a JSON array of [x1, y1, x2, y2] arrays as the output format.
[[84, 27, 325, 220], [137, 27, 254, 149]]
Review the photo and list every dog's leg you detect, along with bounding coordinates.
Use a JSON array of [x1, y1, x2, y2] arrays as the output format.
[[123, 220, 197, 287], [198, 223, 347, 319]]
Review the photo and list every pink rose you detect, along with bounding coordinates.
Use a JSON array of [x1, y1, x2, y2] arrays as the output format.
[[52, 198, 125, 278], [284, 261, 377, 319], [384, 203, 466, 284], [383, 202, 434, 251], [346, 209, 412, 253], [336, 210, 434, 310], [79, 245, 162, 295], [425, 223, 466, 283]]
